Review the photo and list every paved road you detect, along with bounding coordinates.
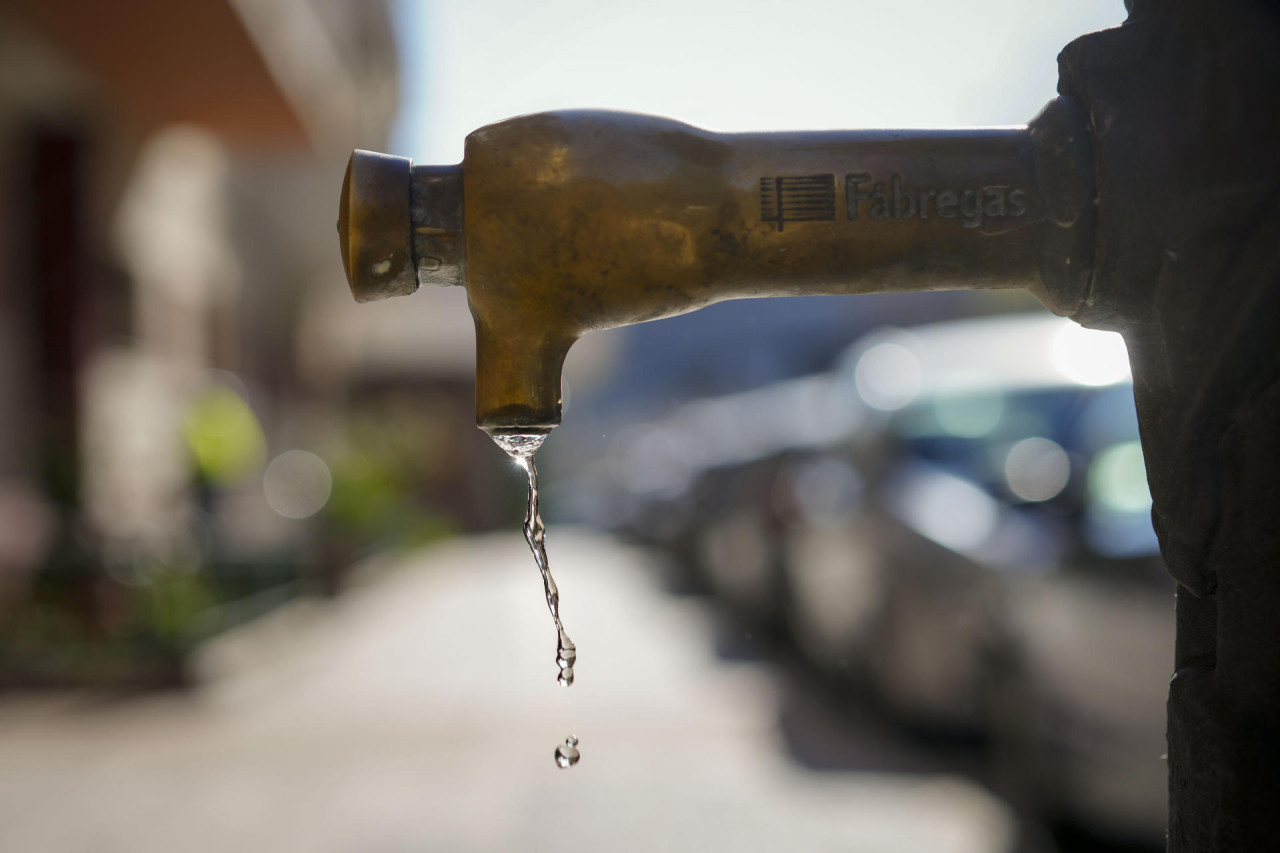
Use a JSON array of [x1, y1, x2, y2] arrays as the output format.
[[0, 531, 1017, 853]]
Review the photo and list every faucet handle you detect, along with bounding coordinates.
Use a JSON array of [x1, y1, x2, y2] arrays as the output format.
[[338, 149, 417, 303], [339, 150, 464, 303]]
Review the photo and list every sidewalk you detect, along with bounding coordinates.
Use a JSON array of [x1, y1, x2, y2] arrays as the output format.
[[0, 531, 1016, 853]]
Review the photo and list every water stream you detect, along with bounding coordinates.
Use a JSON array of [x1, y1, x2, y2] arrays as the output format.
[[492, 432, 580, 768]]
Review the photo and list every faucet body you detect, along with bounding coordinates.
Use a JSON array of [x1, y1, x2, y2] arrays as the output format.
[[339, 100, 1091, 432]]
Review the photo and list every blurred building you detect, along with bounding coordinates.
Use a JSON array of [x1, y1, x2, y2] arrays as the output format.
[[0, 0, 497, 685]]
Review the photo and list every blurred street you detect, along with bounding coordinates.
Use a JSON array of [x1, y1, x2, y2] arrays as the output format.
[[0, 4, 1174, 850], [0, 531, 1016, 853]]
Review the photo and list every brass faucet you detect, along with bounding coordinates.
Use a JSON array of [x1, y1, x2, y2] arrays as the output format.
[[338, 99, 1093, 434]]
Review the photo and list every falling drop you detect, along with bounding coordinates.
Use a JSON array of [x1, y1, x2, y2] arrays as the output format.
[[555, 735, 581, 769]]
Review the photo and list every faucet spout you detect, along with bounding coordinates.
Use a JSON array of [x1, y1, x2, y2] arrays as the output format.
[[474, 321, 572, 434]]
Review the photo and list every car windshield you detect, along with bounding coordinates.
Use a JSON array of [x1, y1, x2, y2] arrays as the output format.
[[888, 382, 1158, 559]]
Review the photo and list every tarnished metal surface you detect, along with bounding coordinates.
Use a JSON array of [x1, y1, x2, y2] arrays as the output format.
[[410, 165, 465, 289], [339, 105, 1091, 431]]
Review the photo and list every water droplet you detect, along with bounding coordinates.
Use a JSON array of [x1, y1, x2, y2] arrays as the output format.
[[555, 736, 581, 769]]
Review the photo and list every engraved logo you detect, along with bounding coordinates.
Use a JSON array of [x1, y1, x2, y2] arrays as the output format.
[[846, 172, 1029, 229], [759, 174, 837, 232]]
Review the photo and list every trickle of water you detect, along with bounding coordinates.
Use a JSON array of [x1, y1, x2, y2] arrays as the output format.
[[491, 432, 577, 689], [555, 735, 581, 769]]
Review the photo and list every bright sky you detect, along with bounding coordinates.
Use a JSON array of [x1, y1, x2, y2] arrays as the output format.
[[390, 0, 1126, 164]]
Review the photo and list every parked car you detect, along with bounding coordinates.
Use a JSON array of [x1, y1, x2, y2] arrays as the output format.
[[605, 373, 867, 621], [777, 313, 1170, 842], [599, 311, 1171, 842]]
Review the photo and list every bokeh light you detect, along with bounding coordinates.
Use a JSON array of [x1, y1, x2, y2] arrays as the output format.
[[1089, 440, 1153, 513], [1051, 322, 1131, 387], [854, 341, 922, 411], [181, 375, 267, 486], [1004, 437, 1071, 502], [934, 388, 1005, 438], [263, 450, 334, 519]]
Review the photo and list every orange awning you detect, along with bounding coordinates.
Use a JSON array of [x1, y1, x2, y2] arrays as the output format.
[[9, 0, 308, 146]]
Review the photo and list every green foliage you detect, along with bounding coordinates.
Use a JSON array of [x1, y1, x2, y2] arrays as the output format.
[[0, 562, 217, 686], [182, 386, 266, 486], [323, 400, 460, 551], [136, 565, 217, 647]]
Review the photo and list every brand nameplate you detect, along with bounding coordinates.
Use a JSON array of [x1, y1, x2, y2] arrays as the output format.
[[759, 172, 1029, 231]]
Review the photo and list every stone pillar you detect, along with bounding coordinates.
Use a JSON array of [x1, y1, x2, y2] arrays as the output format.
[[1054, 1, 1280, 848]]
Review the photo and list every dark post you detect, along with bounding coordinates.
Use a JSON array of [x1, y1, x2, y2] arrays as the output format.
[[1054, 1, 1280, 848]]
